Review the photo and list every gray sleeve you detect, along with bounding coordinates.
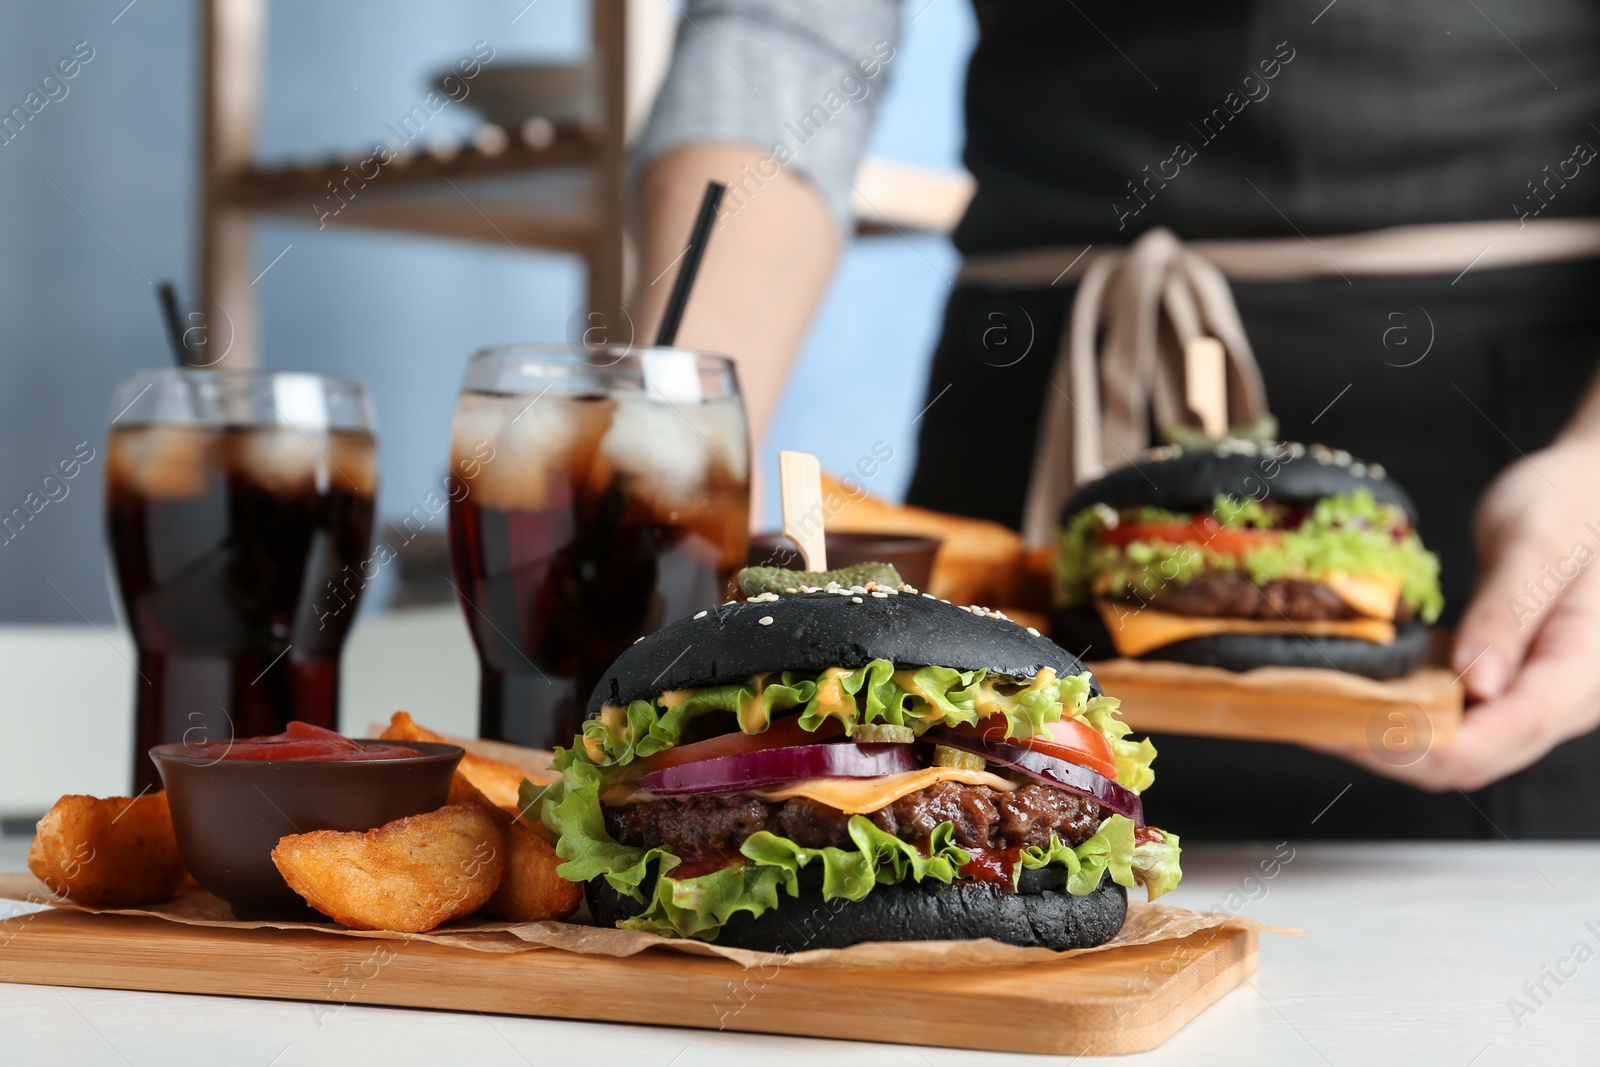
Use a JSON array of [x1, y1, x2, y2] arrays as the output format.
[[632, 0, 902, 234]]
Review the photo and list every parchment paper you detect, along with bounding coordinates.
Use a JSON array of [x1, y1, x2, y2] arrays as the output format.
[[0, 870, 1299, 970]]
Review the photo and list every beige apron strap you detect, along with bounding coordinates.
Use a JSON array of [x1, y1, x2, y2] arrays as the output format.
[[1021, 251, 1122, 546], [958, 218, 1600, 289], [976, 215, 1600, 546], [1019, 228, 1269, 546], [1068, 252, 1121, 483], [1100, 229, 1180, 476]]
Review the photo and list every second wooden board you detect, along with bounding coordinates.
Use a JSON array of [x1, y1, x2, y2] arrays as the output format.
[[1095, 659, 1463, 748]]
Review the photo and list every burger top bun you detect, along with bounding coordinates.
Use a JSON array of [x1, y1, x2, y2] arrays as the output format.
[[587, 589, 1096, 716], [1062, 440, 1418, 523]]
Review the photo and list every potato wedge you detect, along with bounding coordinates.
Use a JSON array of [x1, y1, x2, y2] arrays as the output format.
[[448, 775, 581, 922], [447, 770, 495, 811], [456, 758, 527, 811], [271, 804, 504, 932], [378, 709, 441, 745], [380, 711, 530, 808], [483, 819, 583, 923], [28, 793, 187, 907]]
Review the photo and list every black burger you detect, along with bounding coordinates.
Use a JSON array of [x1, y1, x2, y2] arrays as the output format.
[[1053, 439, 1443, 679], [532, 567, 1182, 952]]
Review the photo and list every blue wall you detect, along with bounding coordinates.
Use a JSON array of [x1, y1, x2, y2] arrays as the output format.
[[762, 0, 973, 525], [0, 0, 974, 622]]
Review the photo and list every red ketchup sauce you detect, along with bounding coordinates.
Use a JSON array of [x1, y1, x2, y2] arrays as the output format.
[[187, 720, 423, 762], [960, 845, 1025, 887], [671, 853, 742, 880]]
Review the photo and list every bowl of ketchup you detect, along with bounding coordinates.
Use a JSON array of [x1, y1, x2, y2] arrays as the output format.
[[150, 722, 464, 920]]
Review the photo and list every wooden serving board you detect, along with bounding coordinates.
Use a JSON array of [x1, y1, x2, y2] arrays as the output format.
[[0, 909, 1255, 1055], [1096, 659, 1463, 748]]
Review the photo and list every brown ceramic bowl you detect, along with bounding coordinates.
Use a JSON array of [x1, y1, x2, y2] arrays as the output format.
[[150, 740, 464, 920], [747, 531, 942, 591]]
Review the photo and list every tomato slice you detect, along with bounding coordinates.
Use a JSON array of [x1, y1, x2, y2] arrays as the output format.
[[952, 714, 1120, 781], [1030, 718, 1121, 780], [1100, 517, 1280, 557], [639, 714, 845, 774]]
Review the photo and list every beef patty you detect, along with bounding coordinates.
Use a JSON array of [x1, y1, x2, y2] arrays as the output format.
[[605, 780, 1106, 864], [1122, 569, 1411, 623]]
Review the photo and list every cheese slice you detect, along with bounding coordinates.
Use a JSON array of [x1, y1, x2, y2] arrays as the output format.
[[753, 767, 1021, 812], [1096, 602, 1396, 657], [1321, 572, 1403, 620], [619, 766, 1021, 814]]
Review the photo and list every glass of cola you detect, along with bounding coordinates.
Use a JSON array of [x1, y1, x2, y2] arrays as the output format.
[[447, 345, 750, 749], [105, 369, 377, 792]]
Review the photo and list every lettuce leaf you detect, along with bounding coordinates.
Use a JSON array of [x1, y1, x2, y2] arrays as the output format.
[[535, 755, 632, 884], [795, 660, 894, 732], [582, 676, 818, 766], [980, 670, 1089, 740], [532, 757, 1178, 941], [571, 663, 1152, 798], [1247, 492, 1443, 623], [1133, 829, 1184, 900], [1083, 696, 1157, 794], [616, 818, 972, 941], [591, 661, 1118, 765], [1019, 814, 1133, 896], [1211, 493, 1275, 528], [1055, 504, 1118, 606], [898, 665, 984, 729], [739, 819, 968, 901], [631, 862, 795, 941], [1055, 488, 1443, 622], [1018, 815, 1182, 901]]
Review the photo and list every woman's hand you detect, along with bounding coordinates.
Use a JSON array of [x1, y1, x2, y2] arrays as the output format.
[[1333, 434, 1600, 791]]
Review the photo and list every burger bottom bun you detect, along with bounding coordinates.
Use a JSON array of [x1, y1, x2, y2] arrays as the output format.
[[1053, 605, 1431, 680], [586, 863, 1128, 953]]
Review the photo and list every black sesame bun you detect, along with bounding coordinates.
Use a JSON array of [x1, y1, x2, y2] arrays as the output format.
[[1053, 606, 1432, 681], [1063, 440, 1417, 522], [587, 588, 1095, 715], [588, 864, 1127, 953], [578, 585, 1135, 955]]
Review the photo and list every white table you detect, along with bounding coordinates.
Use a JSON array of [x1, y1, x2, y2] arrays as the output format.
[[4, 613, 1598, 1062], [4, 837, 1597, 1064]]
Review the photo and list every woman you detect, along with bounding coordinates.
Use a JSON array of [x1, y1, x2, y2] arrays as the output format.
[[628, 0, 1600, 837]]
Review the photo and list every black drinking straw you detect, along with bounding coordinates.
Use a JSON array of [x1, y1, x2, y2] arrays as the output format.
[[654, 181, 726, 347], [157, 281, 191, 367]]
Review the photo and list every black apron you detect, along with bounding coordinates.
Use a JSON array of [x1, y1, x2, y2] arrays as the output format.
[[905, 1, 1600, 839]]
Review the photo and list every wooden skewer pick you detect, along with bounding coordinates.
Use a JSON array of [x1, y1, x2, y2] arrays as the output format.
[[1184, 336, 1228, 438], [778, 450, 827, 572]]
